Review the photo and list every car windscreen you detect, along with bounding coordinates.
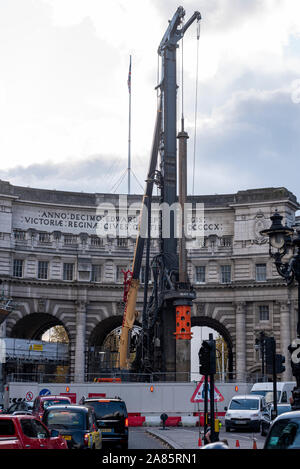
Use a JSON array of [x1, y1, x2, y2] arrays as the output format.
[[44, 410, 86, 429], [42, 399, 70, 409], [229, 399, 259, 410], [265, 391, 281, 403], [251, 390, 281, 401], [265, 418, 300, 449], [85, 401, 127, 420], [251, 390, 268, 396]]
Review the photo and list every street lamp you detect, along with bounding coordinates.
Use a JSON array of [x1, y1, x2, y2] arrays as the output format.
[[261, 211, 300, 409]]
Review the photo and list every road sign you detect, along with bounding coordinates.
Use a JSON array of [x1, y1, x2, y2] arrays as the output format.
[[190, 376, 224, 403], [39, 388, 51, 396], [25, 391, 33, 401]]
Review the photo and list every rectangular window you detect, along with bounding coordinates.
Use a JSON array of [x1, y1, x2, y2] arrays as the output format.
[[195, 266, 206, 284], [38, 232, 50, 243], [90, 236, 103, 247], [117, 238, 128, 248], [14, 230, 26, 241], [221, 265, 231, 284], [13, 259, 23, 278], [63, 263, 74, 281], [91, 265, 101, 282], [38, 261, 49, 280], [116, 266, 127, 283], [256, 263, 267, 282], [220, 237, 232, 247], [64, 235, 77, 245], [259, 305, 269, 321]]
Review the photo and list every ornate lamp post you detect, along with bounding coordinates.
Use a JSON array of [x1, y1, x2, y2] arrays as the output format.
[[261, 211, 300, 409]]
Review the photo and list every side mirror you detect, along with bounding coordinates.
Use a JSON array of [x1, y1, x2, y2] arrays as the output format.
[[224, 407, 228, 411], [50, 429, 59, 438]]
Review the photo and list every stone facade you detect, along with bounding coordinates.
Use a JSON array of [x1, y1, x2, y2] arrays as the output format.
[[0, 179, 299, 382]]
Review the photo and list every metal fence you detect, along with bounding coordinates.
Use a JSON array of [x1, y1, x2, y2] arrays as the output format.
[[5, 370, 264, 384], [3, 338, 69, 363], [6, 372, 71, 383]]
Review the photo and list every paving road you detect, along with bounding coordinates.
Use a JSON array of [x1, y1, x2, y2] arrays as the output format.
[[146, 426, 267, 450], [129, 427, 170, 450]]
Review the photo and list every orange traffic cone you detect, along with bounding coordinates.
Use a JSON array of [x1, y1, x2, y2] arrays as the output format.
[[253, 439, 257, 449], [235, 439, 240, 448]]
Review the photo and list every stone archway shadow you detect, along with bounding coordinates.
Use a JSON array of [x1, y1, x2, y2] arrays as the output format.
[[88, 315, 141, 348], [10, 313, 70, 341]]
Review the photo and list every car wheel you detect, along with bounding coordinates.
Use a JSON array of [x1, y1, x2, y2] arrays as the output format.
[[225, 425, 230, 432]]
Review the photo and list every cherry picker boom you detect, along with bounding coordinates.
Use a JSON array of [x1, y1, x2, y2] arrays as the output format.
[[118, 7, 201, 377]]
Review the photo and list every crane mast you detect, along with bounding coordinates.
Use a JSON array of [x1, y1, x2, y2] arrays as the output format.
[[118, 6, 201, 378]]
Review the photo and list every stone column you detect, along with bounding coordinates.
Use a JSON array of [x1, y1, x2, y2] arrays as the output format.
[[74, 301, 87, 383], [235, 302, 247, 382], [279, 301, 292, 381]]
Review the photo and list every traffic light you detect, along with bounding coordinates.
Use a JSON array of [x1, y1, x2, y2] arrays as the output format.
[[199, 339, 216, 375], [265, 336, 275, 362], [275, 354, 285, 374], [199, 343, 210, 375], [265, 336, 275, 375]]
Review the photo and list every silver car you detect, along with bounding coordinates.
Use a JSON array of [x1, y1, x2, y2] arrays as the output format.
[[264, 410, 300, 449]]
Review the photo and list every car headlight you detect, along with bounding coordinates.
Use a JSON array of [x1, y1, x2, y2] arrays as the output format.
[[251, 414, 259, 418]]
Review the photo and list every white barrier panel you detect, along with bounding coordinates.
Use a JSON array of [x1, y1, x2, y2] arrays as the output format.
[[4, 381, 252, 414]]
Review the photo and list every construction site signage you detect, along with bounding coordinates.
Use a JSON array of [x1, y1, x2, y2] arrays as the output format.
[[190, 376, 224, 403]]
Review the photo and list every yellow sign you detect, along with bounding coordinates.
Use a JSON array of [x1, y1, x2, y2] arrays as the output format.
[[29, 344, 43, 351]]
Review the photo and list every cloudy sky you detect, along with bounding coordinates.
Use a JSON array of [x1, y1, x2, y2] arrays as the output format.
[[0, 0, 300, 200]]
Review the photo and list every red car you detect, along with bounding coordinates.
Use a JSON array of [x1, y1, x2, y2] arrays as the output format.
[[0, 415, 67, 449], [32, 395, 72, 420]]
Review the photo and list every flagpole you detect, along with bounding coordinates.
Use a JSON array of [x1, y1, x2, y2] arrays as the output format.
[[128, 55, 132, 195]]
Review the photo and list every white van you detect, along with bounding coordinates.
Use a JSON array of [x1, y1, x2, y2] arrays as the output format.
[[250, 382, 295, 404], [225, 394, 267, 432]]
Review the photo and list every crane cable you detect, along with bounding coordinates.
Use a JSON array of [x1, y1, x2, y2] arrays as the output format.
[[192, 20, 201, 196]]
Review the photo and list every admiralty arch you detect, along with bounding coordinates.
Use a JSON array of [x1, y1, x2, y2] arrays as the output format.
[[0, 179, 298, 382]]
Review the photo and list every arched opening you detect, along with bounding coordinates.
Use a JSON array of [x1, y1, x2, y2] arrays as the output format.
[[7, 314, 70, 382], [10, 313, 69, 341], [42, 326, 69, 344], [88, 316, 141, 378], [191, 317, 234, 382]]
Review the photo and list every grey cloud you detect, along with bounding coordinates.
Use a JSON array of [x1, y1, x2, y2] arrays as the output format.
[[2, 87, 300, 200], [0, 154, 145, 194], [152, 0, 263, 31], [187, 87, 300, 198]]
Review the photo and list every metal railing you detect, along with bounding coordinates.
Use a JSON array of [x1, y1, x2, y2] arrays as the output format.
[[4, 338, 69, 363], [5, 370, 264, 384], [6, 372, 71, 383]]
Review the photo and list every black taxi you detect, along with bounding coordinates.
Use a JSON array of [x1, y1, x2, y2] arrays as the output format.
[[82, 397, 128, 450], [42, 405, 102, 449]]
